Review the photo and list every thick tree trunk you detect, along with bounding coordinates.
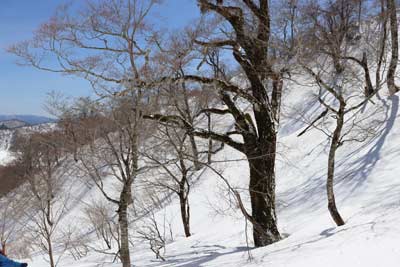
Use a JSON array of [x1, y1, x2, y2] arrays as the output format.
[[245, 74, 282, 247], [246, 132, 281, 247], [249, 163, 281, 246], [118, 185, 131, 267], [387, 0, 399, 95], [178, 191, 191, 237], [197, 0, 282, 248], [327, 105, 346, 226]]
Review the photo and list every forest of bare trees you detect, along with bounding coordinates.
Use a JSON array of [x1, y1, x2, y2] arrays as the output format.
[[2, 0, 400, 266]]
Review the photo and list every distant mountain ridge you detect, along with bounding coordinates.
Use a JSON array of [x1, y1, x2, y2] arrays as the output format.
[[0, 115, 56, 126], [0, 119, 28, 130]]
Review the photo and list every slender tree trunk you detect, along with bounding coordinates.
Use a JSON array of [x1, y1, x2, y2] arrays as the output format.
[[376, 0, 388, 87], [178, 163, 191, 237], [178, 191, 191, 237], [361, 52, 374, 97], [207, 112, 212, 164], [181, 81, 202, 170], [387, 0, 399, 95], [327, 104, 346, 226], [1, 241, 6, 256], [47, 234, 55, 267], [118, 184, 131, 267], [188, 134, 201, 170]]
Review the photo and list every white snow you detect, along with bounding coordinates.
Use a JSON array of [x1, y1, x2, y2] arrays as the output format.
[[9, 92, 398, 267], [0, 130, 14, 166], [0, 150, 13, 166], [2, 90, 400, 266]]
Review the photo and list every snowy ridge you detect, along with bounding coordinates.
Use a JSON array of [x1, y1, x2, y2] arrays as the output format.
[[0, 123, 55, 166]]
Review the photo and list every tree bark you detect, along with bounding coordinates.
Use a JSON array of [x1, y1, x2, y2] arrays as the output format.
[[195, 0, 282, 247], [376, 0, 388, 88], [188, 134, 201, 170], [361, 52, 374, 97], [327, 104, 346, 226], [178, 191, 191, 238], [47, 233, 55, 267], [178, 156, 191, 238], [118, 183, 132, 267], [207, 112, 213, 164], [180, 81, 202, 170], [245, 129, 281, 246], [387, 0, 399, 95]]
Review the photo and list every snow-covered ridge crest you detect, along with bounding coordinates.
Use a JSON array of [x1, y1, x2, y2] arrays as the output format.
[[0, 123, 56, 166]]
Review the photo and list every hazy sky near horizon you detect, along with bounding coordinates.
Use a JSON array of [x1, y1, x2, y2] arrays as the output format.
[[0, 0, 200, 116]]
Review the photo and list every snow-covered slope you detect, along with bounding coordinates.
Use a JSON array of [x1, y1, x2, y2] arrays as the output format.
[[0, 130, 14, 165], [13, 88, 399, 267]]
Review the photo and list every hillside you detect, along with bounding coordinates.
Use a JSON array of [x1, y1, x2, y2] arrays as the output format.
[[2, 1, 400, 267], [3, 91, 395, 267], [0, 123, 56, 198], [0, 120, 28, 130]]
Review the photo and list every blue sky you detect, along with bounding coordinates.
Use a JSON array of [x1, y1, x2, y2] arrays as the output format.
[[0, 0, 200, 116]]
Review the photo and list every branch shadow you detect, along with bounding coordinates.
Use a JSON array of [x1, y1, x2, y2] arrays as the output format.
[[339, 95, 399, 194], [278, 95, 400, 220], [260, 221, 377, 262], [145, 245, 250, 267]]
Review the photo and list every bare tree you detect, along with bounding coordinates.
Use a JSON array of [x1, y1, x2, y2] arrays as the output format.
[[151, 30, 224, 170], [147, 0, 290, 247], [62, 96, 154, 267], [8, 0, 289, 247], [136, 210, 168, 261], [194, 0, 288, 247], [10, 1, 163, 265], [298, 0, 383, 226], [0, 191, 28, 256], [15, 131, 74, 267], [83, 200, 120, 259], [142, 125, 197, 238]]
